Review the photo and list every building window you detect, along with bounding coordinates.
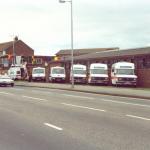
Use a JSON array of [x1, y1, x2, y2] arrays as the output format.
[[2, 58, 9, 67], [28, 56, 32, 64], [0, 52, 3, 56], [35, 58, 43, 64], [2, 50, 6, 56]]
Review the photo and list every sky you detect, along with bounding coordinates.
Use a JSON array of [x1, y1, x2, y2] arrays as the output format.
[[0, 0, 150, 56]]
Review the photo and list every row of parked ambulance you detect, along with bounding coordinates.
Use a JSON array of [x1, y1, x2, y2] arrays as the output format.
[[30, 61, 137, 87]]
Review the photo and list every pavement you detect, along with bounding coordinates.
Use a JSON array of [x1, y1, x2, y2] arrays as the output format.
[[15, 81, 150, 100]]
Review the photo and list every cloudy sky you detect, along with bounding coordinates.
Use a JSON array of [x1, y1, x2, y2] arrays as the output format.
[[0, 0, 150, 55]]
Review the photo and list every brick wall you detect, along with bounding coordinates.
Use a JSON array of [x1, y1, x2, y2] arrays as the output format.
[[137, 69, 150, 87]]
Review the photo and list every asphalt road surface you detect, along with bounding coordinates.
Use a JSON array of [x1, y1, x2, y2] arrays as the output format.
[[0, 86, 150, 150]]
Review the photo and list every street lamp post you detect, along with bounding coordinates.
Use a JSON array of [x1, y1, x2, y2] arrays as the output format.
[[12, 38, 15, 65], [59, 0, 74, 88], [12, 36, 18, 65]]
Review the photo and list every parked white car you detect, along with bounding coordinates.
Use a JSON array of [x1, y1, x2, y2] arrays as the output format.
[[0, 74, 14, 87]]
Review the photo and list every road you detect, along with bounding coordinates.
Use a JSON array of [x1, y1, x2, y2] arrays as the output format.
[[0, 86, 149, 150]]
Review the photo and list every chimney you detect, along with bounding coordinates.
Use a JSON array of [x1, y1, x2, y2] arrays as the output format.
[[14, 36, 18, 41]]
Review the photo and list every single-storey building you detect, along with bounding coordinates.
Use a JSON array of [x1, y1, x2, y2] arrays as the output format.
[[54, 47, 150, 87]]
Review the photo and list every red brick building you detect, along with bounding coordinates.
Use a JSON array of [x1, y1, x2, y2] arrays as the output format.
[[0, 38, 34, 71], [0, 38, 53, 77]]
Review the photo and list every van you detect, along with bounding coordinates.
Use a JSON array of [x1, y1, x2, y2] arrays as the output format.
[[32, 67, 46, 82], [8, 65, 26, 80], [71, 64, 87, 84], [111, 62, 137, 87], [49, 66, 66, 83], [88, 63, 109, 85]]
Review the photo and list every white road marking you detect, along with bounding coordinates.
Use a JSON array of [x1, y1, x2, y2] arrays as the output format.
[[100, 94, 150, 101], [22, 95, 47, 101], [62, 93, 150, 108], [31, 90, 52, 94], [11, 88, 24, 91], [0, 92, 14, 96], [126, 114, 150, 121], [44, 123, 63, 131], [114, 96, 149, 101], [101, 98, 150, 108], [62, 94, 94, 100], [62, 103, 106, 112]]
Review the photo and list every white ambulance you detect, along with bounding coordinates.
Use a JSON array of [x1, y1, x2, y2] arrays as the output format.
[[88, 63, 109, 85], [8, 65, 26, 80], [70, 64, 87, 84], [49, 66, 66, 83], [111, 62, 137, 87], [32, 67, 46, 82]]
